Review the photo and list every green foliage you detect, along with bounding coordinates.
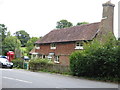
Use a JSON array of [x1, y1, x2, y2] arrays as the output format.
[[76, 22, 89, 26], [56, 19, 73, 29], [26, 37, 39, 54], [2, 36, 21, 55], [0, 24, 7, 55], [29, 59, 53, 67], [29, 59, 53, 71], [0, 24, 7, 42], [14, 30, 30, 47], [20, 47, 28, 56], [70, 38, 120, 82], [6, 31, 11, 37], [12, 58, 24, 69], [29, 59, 70, 74]]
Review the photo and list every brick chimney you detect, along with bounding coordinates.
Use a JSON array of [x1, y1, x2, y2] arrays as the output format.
[[97, 1, 115, 41]]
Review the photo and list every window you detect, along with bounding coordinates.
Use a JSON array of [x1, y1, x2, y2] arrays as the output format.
[[54, 56, 59, 63], [75, 42, 83, 49], [47, 55, 52, 60], [35, 44, 40, 49], [42, 55, 46, 59], [50, 43, 56, 49], [47, 53, 54, 60]]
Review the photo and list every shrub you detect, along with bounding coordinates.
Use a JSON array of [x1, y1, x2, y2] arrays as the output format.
[[12, 58, 24, 69], [29, 59, 53, 71], [70, 38, 120, 82], [29, 58, 70, 74]]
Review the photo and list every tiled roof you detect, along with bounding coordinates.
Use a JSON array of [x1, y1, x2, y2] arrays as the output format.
[[36, 22, 100, 44]]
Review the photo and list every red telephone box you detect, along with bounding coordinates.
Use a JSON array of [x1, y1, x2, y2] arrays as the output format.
[[7, 51, 15, 62]]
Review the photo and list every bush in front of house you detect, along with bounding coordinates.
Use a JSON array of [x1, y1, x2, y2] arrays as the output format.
[[29, 59, 53, 71], [29, 58, 70, 74], [70, 38, 120, 82], [12, 58, 24, 69]]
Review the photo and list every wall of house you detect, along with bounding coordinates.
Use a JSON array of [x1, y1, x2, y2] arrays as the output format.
[[59, 55, 70, 66], [36, 42, 75, 55], [35, 42, 77, 66]]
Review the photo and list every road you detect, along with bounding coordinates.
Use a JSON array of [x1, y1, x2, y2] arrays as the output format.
[[0, 68, 118, 88]]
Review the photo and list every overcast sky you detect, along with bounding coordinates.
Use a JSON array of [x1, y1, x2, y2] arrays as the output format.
[[0, 0, 119, 38]]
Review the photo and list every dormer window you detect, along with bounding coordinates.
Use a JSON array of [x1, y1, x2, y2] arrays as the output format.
[[50, 43, 56, 49], [35, 44, 40, 49], [75, 42, 83, 50]]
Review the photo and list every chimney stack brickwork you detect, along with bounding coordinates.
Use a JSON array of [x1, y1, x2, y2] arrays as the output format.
[[97, 1, 115, 41], [102, 1, 115, 33]]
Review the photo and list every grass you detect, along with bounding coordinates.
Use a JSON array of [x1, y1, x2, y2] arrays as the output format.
[[27, 68, 119, 84], [31, 69, 118, 84]]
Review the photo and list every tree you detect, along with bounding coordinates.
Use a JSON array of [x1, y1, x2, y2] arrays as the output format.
[[0, 24, 7, 55], [2, 36, 21, 55], [14, 30, 30, 47], [6, 31, 11, 37], [76, 22, 89, 26], [56, 19, 73, 29], [26, 37, 39, 54], [0, 24, 7, 42]]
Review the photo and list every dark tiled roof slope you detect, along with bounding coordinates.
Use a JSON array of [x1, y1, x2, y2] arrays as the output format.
[[36, 22, 100, 44]]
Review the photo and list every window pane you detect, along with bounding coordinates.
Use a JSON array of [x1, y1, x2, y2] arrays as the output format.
[[55, 56, 59, 62], [76, 43, 80, 46], [50, 43, 56, 49]]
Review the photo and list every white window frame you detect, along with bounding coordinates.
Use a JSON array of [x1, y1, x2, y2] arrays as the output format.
[[54, 56, 59, 63], [75, 42, 83, 50], [50, 43, 56, 49], [35, 44, 40, 49], [47, 55, 52, 59]]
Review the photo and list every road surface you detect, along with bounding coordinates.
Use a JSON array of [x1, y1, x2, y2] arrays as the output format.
[[0, 68, 118, 88]]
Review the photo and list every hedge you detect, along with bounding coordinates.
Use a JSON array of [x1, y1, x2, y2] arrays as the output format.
[[29, 59, 70, 74], [70, 39, 120, 82], [12, 58, 24, 69]]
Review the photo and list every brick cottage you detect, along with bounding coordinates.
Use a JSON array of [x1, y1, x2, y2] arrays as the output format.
[[30, 1, 115, 66]]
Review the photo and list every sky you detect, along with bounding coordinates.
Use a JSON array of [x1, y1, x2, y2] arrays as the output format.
[[0, 0, 119, 38]]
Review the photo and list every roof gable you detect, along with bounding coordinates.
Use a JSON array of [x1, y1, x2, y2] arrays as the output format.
[[36, 22, 100, 44]]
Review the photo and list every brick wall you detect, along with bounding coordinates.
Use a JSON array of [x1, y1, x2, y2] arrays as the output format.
[[37, 42, 75, 55], [59, 55, 70, 66], [36, 42, 76, 65]]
